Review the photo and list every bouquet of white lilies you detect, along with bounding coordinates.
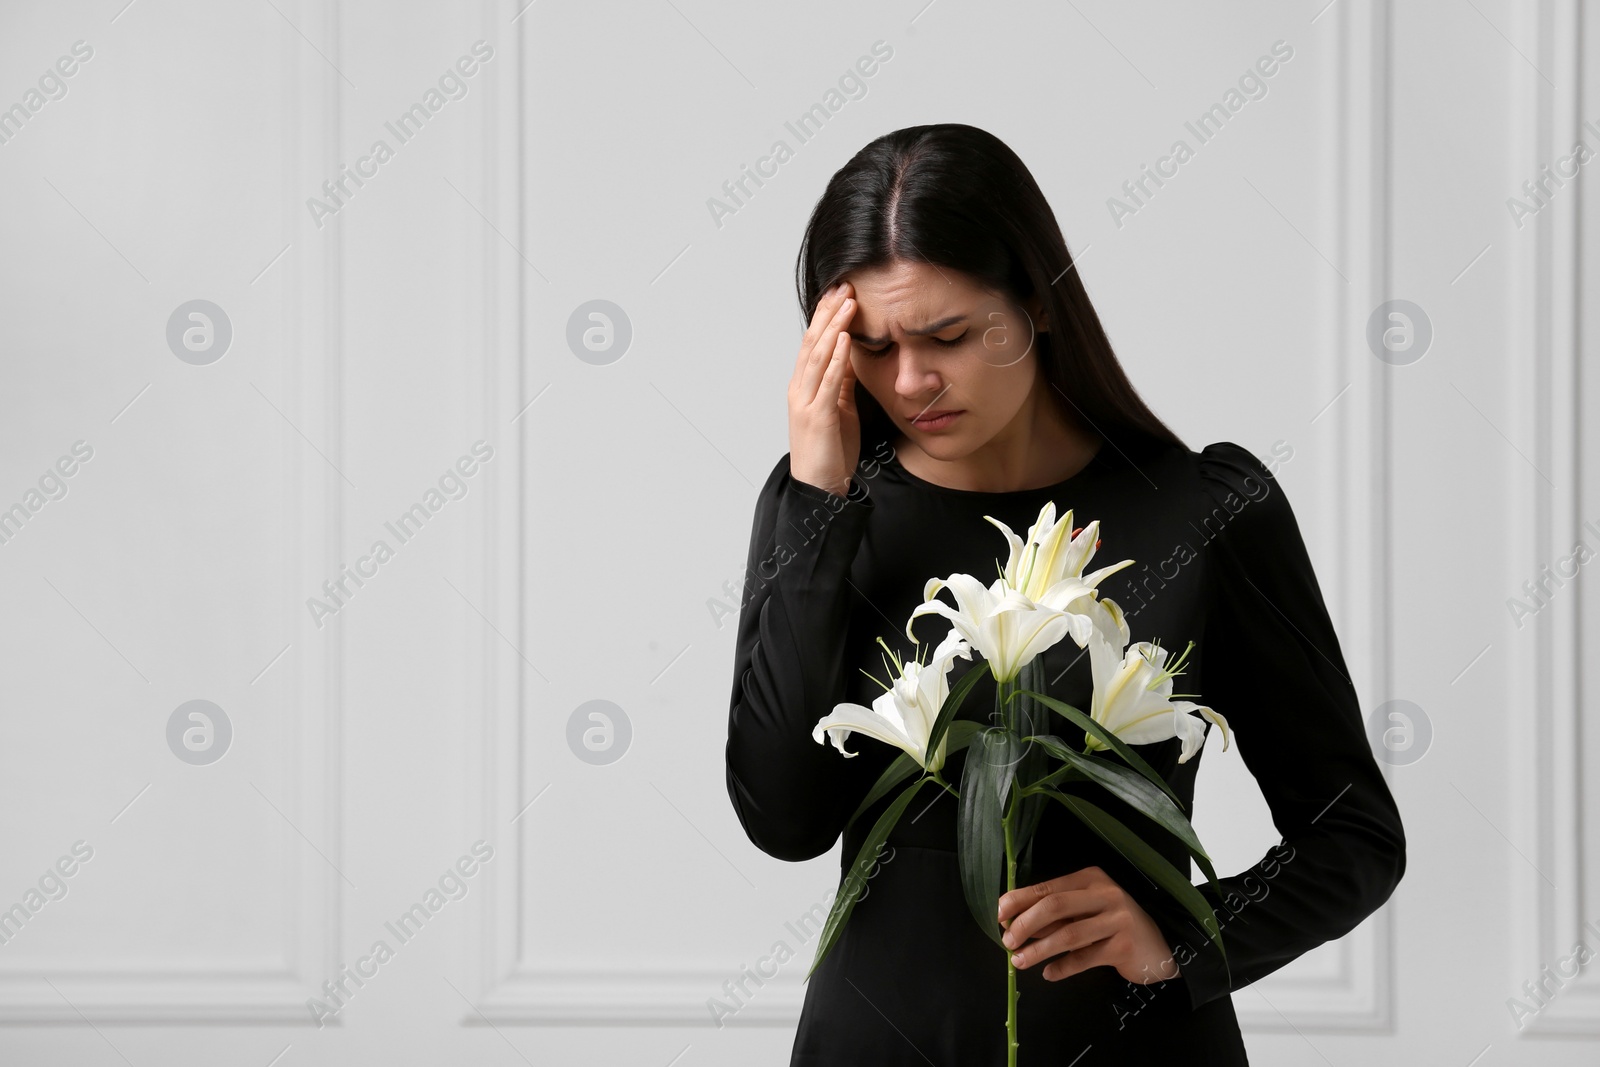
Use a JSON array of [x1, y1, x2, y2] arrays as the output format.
[[808, 501, 1232, 1065]]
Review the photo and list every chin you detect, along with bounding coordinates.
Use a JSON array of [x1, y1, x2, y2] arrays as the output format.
[[909, 431, 972, 459]]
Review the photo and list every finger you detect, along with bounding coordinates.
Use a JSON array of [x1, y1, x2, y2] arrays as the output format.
[[797, 295, 852, 396], [1009, 910, 1119, 971], [793, 286, 846, 386], [998, 875, 1079, 925], [999, 865, 1116, 925], [810, 295, 856, 368], [1002, 916, 1067, 949], [798, 285, 837, 351], [799, 282, 853, 355], [797, 298, 855, 406], [836, 340, 858, 404], [813, 329, 852, 407], [1000, 887, 1100, 948], [1040, 936, 1114, 983], [1024, 918, 1069, 942]]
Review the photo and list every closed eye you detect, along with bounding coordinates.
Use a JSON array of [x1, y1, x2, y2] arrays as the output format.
[[857, 331, 968, 358]]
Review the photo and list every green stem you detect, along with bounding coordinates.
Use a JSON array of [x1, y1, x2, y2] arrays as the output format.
[[999, 676, 1020, 1067], [1004, 784, 1019, 1067]]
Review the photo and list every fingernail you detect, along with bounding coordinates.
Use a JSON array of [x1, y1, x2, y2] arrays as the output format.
[[1011, 953, 1024, 966]]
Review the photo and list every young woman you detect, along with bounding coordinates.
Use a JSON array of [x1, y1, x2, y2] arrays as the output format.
[[724, 123, 1405, 1064]]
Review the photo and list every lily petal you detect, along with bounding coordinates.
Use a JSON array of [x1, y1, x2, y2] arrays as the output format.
[[812, 702, 916, 759]]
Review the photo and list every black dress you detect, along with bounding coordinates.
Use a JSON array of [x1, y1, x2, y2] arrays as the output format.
[[724, 434, 1406, 1065]]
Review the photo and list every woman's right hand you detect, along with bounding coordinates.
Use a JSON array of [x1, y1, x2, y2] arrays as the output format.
[[788, 280, 861, 498]]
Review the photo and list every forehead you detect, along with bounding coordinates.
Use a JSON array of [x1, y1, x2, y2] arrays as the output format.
[[846, 259, 972, 302], [843, 260, 991, 328]]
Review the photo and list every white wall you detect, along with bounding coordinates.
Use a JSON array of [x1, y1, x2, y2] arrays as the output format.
[[0, 0, 1595, 1062]]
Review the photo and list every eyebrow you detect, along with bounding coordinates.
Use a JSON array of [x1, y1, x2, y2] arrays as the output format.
[[850, 313, 968, 347]]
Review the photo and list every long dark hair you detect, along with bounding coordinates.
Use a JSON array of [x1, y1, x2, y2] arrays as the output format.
[[794, 123, 1186, 459]]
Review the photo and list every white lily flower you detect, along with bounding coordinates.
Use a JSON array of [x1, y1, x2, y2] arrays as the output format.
[[905, 503, 1135, 684], [985, 502, 1135, 607], [1083, 592, 1130, 651], [812, 627, 973, 773], [905, 574, 1080, 684], [1084, 635, 1231, 764]]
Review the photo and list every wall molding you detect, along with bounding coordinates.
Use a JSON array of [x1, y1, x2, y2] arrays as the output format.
[[1227, 0, 1397, 1033], [0, 0, 346, 1024], [1506, 0, 1600, 1039], [465, 0, 540, 1024]]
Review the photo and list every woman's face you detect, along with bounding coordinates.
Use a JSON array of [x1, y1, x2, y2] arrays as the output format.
[[840, 258, 1048, 459]]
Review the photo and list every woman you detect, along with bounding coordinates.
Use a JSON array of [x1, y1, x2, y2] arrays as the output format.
[[724, 123, 1405, 1064]]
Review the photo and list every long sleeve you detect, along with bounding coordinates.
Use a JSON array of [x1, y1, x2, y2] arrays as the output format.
[[725, 454, 878, 862], [1146, 441, 1407, 1012]]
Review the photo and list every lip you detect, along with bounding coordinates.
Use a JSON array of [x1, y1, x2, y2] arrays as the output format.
[[909, 409, 963, 430]]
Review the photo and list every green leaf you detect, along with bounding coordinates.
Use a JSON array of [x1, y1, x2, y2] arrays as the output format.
[[1011, 688, 1185, 809], [923, 658, 992, 777], [1038, 787, 1228, 972], [1023, 735, 1221, 898], [945, 718, 984, 753], [1010, 661, 1051, 858], [807, 778, 927, 982], [843, 720, 983, 833], [956, 726, 1016, 948], [1010, 773, 1048, 885]]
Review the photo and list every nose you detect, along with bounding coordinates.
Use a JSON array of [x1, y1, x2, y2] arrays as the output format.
[[894, 345, 944, 401]]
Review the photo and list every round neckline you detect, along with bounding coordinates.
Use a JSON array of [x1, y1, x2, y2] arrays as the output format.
[[882, 437, 1111, 499]]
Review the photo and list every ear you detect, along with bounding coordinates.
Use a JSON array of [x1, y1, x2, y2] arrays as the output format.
[[1024, 293, 1050, 333]]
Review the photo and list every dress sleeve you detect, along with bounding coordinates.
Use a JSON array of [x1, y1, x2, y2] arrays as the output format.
[[1146, 440, 1407, 1012], [724, 454, 878, 862]]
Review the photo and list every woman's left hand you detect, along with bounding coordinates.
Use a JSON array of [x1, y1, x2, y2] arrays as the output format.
[[997, 865, 1181, 985]]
